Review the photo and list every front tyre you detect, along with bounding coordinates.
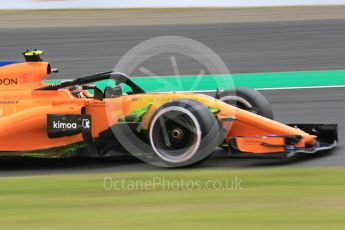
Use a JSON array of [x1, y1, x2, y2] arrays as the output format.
[[218, 87, 274, 119], [149, 99, 223, 167]]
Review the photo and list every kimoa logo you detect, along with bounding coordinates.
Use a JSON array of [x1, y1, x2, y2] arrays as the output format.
[[0, 78, 18, 86], [53, 121, 77, 129]]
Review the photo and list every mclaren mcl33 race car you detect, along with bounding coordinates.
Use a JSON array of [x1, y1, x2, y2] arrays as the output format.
[[0, 51, 338, 167]]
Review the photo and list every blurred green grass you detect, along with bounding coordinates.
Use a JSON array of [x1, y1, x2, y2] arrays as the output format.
[[0, 167, 344, 229]]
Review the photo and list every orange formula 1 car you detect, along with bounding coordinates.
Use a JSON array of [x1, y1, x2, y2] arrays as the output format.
[[0, 51, 338, 167]]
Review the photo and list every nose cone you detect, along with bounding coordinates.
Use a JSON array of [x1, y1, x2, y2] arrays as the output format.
[[304, 135, 317, 145]]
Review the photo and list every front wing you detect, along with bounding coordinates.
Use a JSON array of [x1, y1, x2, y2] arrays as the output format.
[[226, 124, 338, 158]]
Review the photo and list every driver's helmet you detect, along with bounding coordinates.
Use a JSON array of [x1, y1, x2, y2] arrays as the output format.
[[68, 85, 85, 98]]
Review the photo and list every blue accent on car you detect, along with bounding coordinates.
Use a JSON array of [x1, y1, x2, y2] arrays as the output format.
[[0, 61, 19, 67]]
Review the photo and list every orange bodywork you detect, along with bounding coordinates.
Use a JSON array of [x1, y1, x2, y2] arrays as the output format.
[[0, 61, 318, 154]]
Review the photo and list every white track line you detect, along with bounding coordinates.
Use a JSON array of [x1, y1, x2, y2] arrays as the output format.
[[165, 85, 345, 93], [257, 85, 345, 91], [163, 85, 345, 93]]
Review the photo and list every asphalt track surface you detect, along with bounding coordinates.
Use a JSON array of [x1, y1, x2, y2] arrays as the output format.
[[0, 20, 345, 175], [1, 19, 345, 76]]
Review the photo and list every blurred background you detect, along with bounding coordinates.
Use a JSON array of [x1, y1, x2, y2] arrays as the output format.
[[3, 0, 345, 9], [0, 1, 345, 229]]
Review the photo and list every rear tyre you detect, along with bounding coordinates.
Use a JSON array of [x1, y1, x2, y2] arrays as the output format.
[[218, 87, 273, 119], [148, 99, 224, 167]]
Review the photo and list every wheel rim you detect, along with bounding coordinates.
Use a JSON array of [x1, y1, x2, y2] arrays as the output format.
[[149, 106, 201, 163]]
